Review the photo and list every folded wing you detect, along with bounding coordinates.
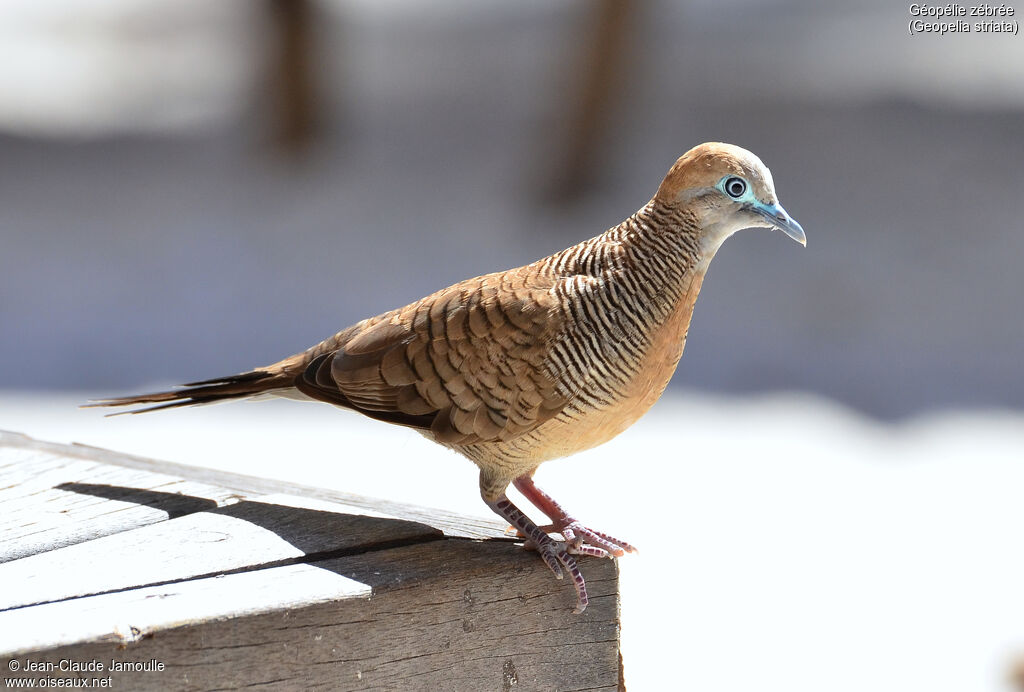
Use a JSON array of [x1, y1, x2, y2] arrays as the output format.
[[296, 269, 570, 445]]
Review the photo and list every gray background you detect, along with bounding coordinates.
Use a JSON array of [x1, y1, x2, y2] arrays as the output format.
[[1, 0, 1022, 419]]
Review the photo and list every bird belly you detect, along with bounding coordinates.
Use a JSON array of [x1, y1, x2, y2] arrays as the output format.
[[453, 362, 678, 481], [533, 335, 689, 460]]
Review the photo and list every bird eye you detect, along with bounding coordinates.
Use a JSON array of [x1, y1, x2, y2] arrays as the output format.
[[724, 176, 747, 199]]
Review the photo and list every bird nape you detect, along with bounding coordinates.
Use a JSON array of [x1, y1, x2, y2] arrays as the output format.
[[88, 142, 805, 614]]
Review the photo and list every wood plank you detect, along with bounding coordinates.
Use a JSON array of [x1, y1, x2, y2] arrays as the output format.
[[0, 562, 371, 657], [0, 442, 244, 563], [0, 495, 443, 611], [0, 430, 507, 540], [0, 540, 621, 691]]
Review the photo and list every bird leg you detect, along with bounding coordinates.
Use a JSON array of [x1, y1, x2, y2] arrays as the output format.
[[485, 494, 590, 613], [513, 475, 637, 559]]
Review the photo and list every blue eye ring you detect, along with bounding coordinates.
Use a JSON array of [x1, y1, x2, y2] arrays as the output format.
[[723, 176, 747, 199]]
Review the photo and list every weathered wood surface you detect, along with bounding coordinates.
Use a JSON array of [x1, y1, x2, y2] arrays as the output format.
[[0, 431, 622, 691], [0, 496, 440, 611], [0, 562, 372, 656], [0, 430, 506, 540], [0, 447, 241, 563]]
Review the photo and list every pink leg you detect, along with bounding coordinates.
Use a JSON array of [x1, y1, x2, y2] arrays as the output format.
[[486, 494, 590, 614], [513, 475, 637, 558]]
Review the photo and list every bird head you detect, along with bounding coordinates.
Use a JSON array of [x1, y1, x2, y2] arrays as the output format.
[[654, 142, 806, 253]]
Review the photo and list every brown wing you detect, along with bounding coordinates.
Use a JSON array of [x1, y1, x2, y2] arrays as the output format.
[[295, 268, 569, 445]]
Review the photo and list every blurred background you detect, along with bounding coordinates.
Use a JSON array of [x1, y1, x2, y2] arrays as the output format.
[[1, 0, 1023, 690]]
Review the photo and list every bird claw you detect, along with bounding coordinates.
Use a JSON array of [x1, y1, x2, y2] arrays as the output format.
[[518, 520, 636, 560], [558, 520, 637, 558], [534, 535, 588, 612], [516, 533, 589, 612], [566, 542, 611, 558]]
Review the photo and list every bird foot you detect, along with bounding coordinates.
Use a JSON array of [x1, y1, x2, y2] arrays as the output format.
[[517, 520, 636, 559], [530, 535, 590, 615], [490, 479, 639, 613], [559, 520, 638, 558], [490, 497, 590, 613], [510, 475, 637, 558]]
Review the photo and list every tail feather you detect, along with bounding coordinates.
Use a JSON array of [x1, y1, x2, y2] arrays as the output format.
[[85, 370, 295, 416]]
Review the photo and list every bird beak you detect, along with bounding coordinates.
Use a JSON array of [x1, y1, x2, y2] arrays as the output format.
[[756, 202, 806, 247]]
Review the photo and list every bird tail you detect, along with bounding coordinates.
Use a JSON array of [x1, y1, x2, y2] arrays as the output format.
[[84, 369, 298, 416]]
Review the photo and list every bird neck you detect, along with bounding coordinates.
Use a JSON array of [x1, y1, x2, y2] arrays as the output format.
[[603, 200, 707, 312], [611, 199, 703, 257], [546, 200, 711, 323]]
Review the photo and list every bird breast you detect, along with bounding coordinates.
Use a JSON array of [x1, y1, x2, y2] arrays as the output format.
[[456, 262, 708, 470]]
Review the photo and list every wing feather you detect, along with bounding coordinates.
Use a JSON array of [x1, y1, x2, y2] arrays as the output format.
[[297, 269, 569, 444]]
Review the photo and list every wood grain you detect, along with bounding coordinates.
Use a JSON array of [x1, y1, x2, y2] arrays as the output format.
[[0, 497, 441, 611], [0, 443, 241, 563], [1, 541, 620, 691], [0, 431, 622, 690], [0, 562, 371, 656], [0, 430, 507, 540]]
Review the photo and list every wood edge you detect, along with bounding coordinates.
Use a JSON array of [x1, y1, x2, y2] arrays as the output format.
[[0, 429, 507, 540]]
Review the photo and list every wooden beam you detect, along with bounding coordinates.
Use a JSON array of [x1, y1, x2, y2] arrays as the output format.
[[0, 432, 623, 690]]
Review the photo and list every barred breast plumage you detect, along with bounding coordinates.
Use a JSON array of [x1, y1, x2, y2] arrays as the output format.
[[91, 142, 806, 613]]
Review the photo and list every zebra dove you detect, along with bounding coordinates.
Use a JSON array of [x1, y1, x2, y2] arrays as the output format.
[[91, 142, 805, 613]]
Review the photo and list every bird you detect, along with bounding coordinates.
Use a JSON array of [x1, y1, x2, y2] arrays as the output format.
[[89, 142, 805, 613]]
